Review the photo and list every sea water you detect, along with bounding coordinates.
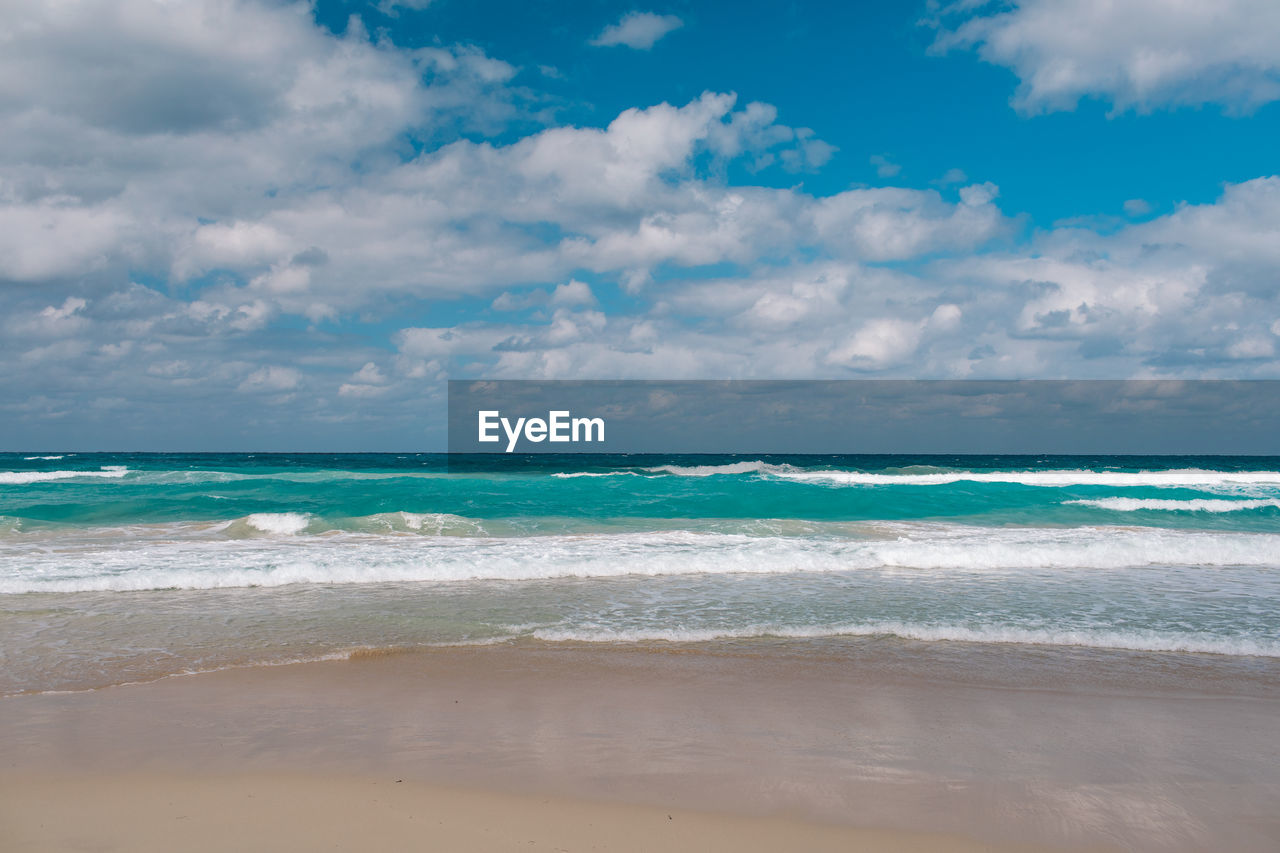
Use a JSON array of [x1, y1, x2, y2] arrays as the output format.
[[2, 452, 1278, 693]]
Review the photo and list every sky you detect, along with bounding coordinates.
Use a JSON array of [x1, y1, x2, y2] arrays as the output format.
[[1, 0, 1278, 450]]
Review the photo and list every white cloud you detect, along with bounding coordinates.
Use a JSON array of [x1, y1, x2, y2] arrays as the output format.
[[869, 154, 901, 178], [1123, 198, 1152, 217], [827, 318, 926, 368], [338, 361, 391, 397], [42, 297, 88, 323], [408, 177, 1280, 381], [229, 300, 274, 332], [351, 362, 388, 385], [2, 0, 1278, 448], [551, 280, 598, 307], [0, 0, 530, 296], [931, 0, 1280, 113], [812, 184, 1008, 262], [935, 176, 1280, 372], [590, 11, 684, 50], [238, 365, 301, 393]]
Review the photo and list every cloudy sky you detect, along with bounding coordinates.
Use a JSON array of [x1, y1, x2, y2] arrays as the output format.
[[2, 0, 1278, 450]]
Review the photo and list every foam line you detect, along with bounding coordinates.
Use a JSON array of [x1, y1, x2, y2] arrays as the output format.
[[3, 525, 1278, 593], [530, 622, 1280, 657], [0, 466, 128, 485], [1066, 498, 1280, 512]]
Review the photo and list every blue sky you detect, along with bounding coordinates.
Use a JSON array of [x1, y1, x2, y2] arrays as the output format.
[[1, 0, 1278, 449], [319, 0, 1279, 227]]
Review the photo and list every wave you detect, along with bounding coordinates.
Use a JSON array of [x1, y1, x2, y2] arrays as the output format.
[[205, 511, 487, 538], [290, 511, 487, 536], [140, 469, 451, 485], [9, 461, 1280, 491], [22, 455, 66, 461], [645, 461, 777, 476], [529, 622, 1280, 657], [242, 512, 312, 535], [0, 469, 450, 487], [627, 460, 1280, 489], [1066, 498, 1280, 513], [0, 466, 128, 485], [3, 524, 1278, 593]]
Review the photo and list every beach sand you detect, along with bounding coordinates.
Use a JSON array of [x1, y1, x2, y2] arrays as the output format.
[[1, 773, 1042, 853], [3, 640, 1278, 851]]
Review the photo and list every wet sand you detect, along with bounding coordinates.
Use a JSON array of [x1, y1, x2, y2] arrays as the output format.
[[3, 640, 1279, 851], [1, 773, 1053, 853]]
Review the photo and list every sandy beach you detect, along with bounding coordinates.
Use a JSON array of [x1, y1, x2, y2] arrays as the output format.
[[2, 772, 1046, 853], [4, 639, 1279, 852]]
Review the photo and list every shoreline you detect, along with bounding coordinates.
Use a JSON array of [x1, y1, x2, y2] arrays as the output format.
[[5, 640, 1279, 851], [8, 631, 1280, 698]]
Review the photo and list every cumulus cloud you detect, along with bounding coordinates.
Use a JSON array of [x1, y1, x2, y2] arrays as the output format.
[[239, 366, 301, 393], [551, 280, 598, 307], [936, 176, 1280, 372], [1, 0, 1276, 448], [827, 318, 927, 369], [339, 362, 391, 397], [590, 11, 684, 50], [0, 0, 529, 295], [930, 0, 1280, 113], [398, 177, 1280, 382], [812, 183, 1008, 262]]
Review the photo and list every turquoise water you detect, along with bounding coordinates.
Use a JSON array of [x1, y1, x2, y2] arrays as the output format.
[[6, 452, 1280, 531], [2, 453, 1279, 692]]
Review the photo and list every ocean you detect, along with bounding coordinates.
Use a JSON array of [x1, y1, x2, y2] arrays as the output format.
[[3, 452, 1279, 695]]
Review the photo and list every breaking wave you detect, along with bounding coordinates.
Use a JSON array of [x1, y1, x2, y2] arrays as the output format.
[[0, 466, 128, 485], [1066, 498, 1280, 513], [3, 524, 1277, 593]]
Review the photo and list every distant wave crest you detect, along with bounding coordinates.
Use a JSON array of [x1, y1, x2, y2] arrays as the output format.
[[1066, 498, 1280, 513], [0, 466, 128, 485], [630, 461, 1280, 489]]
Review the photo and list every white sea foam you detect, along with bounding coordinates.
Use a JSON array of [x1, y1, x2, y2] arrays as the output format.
[[243, 512, 311, 535], [3, 524, 1278, 593], [148, 469, 450, 484], [551, 470, 645, 478], [645, 461, 776, 476], [530, 622, 1280, 657], [773, 466, 1280, 488], [393, 512, 486, 535], [1066, 498, 1280, 512], [0, 466, 128, 485], [639, 460, 1280, 489], [23, 455, 65, 460], [234, 511, 484, 536]]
